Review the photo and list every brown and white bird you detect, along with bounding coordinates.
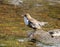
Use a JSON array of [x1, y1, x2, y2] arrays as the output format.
[[22, 13, 48, 30]]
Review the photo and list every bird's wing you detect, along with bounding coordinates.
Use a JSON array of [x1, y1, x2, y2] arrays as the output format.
[[28, 20, 36, 28], [28, 19, 41, 28], [29, 18, 48, 26], [38, 22, 48, 26], [28, 18, 38, 23]]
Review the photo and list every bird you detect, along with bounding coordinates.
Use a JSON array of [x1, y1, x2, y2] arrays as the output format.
[[22, 13, 48, 30]]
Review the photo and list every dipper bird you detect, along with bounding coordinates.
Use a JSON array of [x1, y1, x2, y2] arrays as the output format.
[[22, 13, 48, 30]]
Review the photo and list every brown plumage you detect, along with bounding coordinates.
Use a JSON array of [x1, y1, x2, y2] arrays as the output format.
[[22, 13, 48, 30]]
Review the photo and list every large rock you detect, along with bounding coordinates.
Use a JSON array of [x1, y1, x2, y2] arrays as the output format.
[[28, 29, 60, 45]]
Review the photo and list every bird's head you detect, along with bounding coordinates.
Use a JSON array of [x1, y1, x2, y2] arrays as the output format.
[[22, 13, 32, 18]]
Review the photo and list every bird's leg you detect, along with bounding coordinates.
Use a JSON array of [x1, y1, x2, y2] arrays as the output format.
[[28, 29, 36, 37]]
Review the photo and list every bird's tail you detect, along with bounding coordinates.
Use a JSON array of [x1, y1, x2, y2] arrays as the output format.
[[39, 22, 48, 26]]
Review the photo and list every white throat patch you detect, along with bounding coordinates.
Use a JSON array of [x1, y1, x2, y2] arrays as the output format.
[[24, 17, 29, 25]]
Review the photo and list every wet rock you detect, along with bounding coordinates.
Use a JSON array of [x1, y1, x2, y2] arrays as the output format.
[[28, 29, 60, 45], [17, 38, 28, 42], [49, 29, 60, 37], [8, 0, 23, 6]]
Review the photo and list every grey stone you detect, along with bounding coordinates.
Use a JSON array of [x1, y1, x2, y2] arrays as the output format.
[[28, 29, 60, 45], [8, 0, 23, 6]]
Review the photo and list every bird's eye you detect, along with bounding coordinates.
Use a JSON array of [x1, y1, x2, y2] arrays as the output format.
[[24, 15, 27, 17]]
